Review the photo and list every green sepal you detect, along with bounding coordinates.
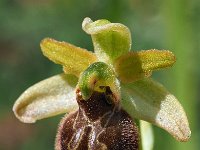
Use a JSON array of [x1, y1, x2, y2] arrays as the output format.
[[13, 74, 78, 123], [121, 78, 191, 142], [82, 17, 132, 64]]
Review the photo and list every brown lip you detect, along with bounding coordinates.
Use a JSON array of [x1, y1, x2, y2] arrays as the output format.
[[55, 89, 139, 150]]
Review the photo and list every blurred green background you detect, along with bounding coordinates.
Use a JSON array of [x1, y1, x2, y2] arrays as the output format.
[[0, 0, 199, 149]]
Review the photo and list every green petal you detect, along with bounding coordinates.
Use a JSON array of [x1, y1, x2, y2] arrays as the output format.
[[40, 38, 97, 77], [13, 74, 78, 123], [121, 78, 191, 142], [78, 62, 120, 102], [114, 50, 176, 83], [82, 17, 131, 64]]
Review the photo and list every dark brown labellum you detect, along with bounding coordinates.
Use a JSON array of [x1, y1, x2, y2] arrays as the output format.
[[56, 88, 139, 150]]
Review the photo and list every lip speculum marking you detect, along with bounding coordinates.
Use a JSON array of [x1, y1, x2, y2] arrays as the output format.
[[56, 88, 139, 150]]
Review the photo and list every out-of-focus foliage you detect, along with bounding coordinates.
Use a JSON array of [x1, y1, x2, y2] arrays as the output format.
[[0, 0, 199, 149]]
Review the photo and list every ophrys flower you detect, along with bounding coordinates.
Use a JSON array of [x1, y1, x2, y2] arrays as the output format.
[[13, 17, 191, 150]]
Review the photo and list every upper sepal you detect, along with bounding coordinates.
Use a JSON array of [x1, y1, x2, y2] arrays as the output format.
[[82, 17, 132, 64], [121, 78, 191, 142], [13, 74, 78, 123]]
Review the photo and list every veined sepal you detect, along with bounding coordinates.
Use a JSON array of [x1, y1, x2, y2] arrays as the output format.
[[13, 74, 78, 123], [120, 78, 191, 142], [82, 17, 132, 64]]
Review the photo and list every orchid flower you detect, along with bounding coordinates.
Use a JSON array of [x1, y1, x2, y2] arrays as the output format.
[[13, 17, 191, 150]]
